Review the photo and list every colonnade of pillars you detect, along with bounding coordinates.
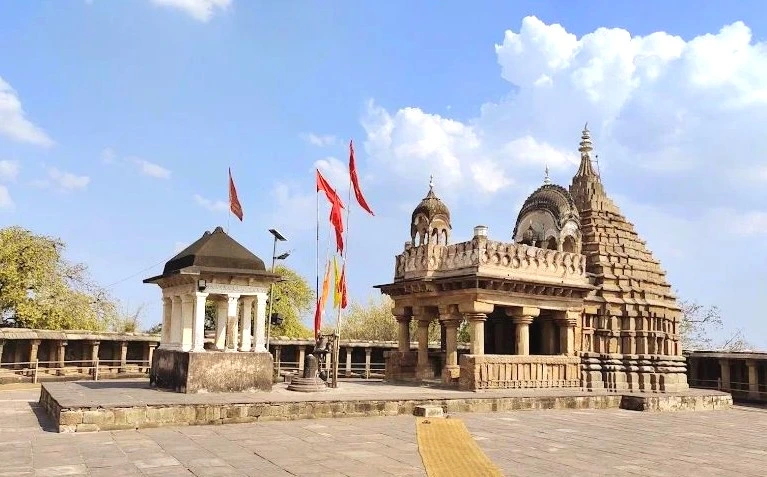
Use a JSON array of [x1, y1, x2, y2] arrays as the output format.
[[395, 305, 578, 382], [160, 291, 268, 353], [0, 338, 157, 373], [717, 358, 763, 400]]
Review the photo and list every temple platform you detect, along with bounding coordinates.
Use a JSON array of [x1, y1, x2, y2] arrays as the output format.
[[39, 379, 732, 433]]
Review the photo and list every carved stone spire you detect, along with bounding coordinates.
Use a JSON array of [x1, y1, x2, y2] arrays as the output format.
[[570, 123, 607, 211], [543, 165, 551, 184], [575, 123, 598, 178]]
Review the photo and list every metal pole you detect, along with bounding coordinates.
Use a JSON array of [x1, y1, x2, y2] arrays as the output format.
[[265, 236, 277, 352]]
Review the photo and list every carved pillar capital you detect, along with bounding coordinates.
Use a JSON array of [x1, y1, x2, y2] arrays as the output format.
[[505, 306, 541, 319], [511, 316, 534, 326]]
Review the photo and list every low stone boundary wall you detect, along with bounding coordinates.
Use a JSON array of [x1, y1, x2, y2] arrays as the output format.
[[40, 384, 733, 433]]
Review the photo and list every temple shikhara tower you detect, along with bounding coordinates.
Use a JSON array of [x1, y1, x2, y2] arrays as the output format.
[[378, 125, 688, 393]]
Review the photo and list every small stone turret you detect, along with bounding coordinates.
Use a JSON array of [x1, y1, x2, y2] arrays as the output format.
[[410, 176, 452, 246]]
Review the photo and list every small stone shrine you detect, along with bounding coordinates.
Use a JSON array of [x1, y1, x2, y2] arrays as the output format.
[[378, 125, 688, 393], [144, 226, 279, 393]]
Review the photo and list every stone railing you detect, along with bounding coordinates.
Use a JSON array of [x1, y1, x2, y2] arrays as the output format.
[[394, 238, 587, 286], [459, 354, 581, 391]]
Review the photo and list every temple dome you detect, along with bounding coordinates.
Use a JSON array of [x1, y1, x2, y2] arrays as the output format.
[[410, 178, 451, 246], [513, 183, 581, 252], [162, 226, 267, 275]]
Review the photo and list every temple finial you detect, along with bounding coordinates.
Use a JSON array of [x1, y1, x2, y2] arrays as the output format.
[[429, 174, 434, 191], [574, 122, 598, 179], [543, 165, 551, 184]]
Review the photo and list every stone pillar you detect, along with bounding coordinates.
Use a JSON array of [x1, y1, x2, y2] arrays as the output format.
[[0, 339, 4, 365], [719, 358, 731, 391], [145, 343, 156, 372], [557, 315, 578, 356], [687, 355, 699, 386], [160, 296, 172, 347], [442, 319, 460, 384], [170, 295, 182, 350], [458, 302, 494, 356], [215, 299, 227, 350], [747, 360, 759, 400], [543, 319, 557, 354], [364, 348, 372, 379], [225, 294, 240, 351], [505, 307, 541, 356], [416, 318, 431, 378], [395, 314, 411, 352], [298, 346, 306, 372], [29, 340, 40, 370], [253, 292, 268, 352], [57, 340, 68, 368], [192, 292, 209, 352], [239, 296, 255, 352], [274, 345, 282, 373], [345, 347, 353, 376], [465, 314, 487, 355], [119, 341, 127, 373], [180, 294, 195, 352]]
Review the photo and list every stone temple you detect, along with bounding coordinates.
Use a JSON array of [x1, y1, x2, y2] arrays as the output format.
[[378, 125, 688, 393]]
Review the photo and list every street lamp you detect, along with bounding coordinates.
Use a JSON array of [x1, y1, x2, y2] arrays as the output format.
[[266, 229, 288, 352]]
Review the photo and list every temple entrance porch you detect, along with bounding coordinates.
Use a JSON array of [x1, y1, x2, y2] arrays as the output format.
[[383, 298, 584, 391]]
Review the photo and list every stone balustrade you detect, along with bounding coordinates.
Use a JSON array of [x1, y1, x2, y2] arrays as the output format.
[[394, 238, 587, 286], [459, 354, 581, 391]]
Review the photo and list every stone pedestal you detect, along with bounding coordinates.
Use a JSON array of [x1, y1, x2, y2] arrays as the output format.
[[150, 349, 273, 393]]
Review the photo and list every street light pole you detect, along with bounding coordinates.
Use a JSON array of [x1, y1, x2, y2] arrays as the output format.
[[265, 229, 287, 353]]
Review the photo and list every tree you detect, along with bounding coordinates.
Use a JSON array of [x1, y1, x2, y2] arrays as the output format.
[[323, 294, 446, 343], [268, 264, 313, 338], [679, 298, 752, 351], [0, 226, 124, 331]]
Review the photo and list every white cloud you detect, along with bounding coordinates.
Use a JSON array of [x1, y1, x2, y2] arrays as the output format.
[[0, 160, 19, 182], [33, 167, 90, 192], [362, 16, 767, 207], [131, 158, 171, 179], [0, 76, 53, 147], [149, 0, 232, 22], [302, 133, 338, 147], [193, 194, 228, 212], [728, 211, 767, 236], [314, 156, 349, 196], [0, 186, 13, 210]]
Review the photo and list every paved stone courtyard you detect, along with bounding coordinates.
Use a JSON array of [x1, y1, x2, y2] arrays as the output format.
[[2, 385, 766, 477]]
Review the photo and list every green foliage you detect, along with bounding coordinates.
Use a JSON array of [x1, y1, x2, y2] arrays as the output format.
[[145, 323, 163, 335], [268, 264, 313, 338], [337, 295, 397, 341], [0, 226, 125, 331]]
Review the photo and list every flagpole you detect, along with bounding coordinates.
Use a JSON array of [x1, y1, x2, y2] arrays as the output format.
[[332, 149, 354, 389], [227, 168, 231, 234], [315, 178, 320, 340]]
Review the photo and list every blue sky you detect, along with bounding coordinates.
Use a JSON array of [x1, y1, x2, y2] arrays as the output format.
[[1, 1, 766, 348]]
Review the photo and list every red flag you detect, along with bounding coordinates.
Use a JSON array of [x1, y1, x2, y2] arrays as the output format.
[[228, 168, 243, 221], [316, 169, 345, 254], [316, 169, 344, 209], [313, 298, 322, 339], [349, 140, 374, 216]]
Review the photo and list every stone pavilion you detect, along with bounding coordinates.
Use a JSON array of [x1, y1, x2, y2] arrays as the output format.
[[144, 226, 280, 393], [378, 125, 688, 393]]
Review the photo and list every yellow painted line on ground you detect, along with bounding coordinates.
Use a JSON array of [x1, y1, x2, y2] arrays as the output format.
[[416, 417, 504, 477]]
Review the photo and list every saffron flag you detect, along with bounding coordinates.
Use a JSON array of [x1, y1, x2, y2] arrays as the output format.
[[228, 168, 243, 221], [349, 140, 374, 216], [333, 256, 341, 309], [320, 259, 332, 310], [316, 169, 345, 254], [338, 264, 348, 309]]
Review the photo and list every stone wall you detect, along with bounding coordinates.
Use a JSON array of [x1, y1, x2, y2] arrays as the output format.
[[459, 354, 581, 391]]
